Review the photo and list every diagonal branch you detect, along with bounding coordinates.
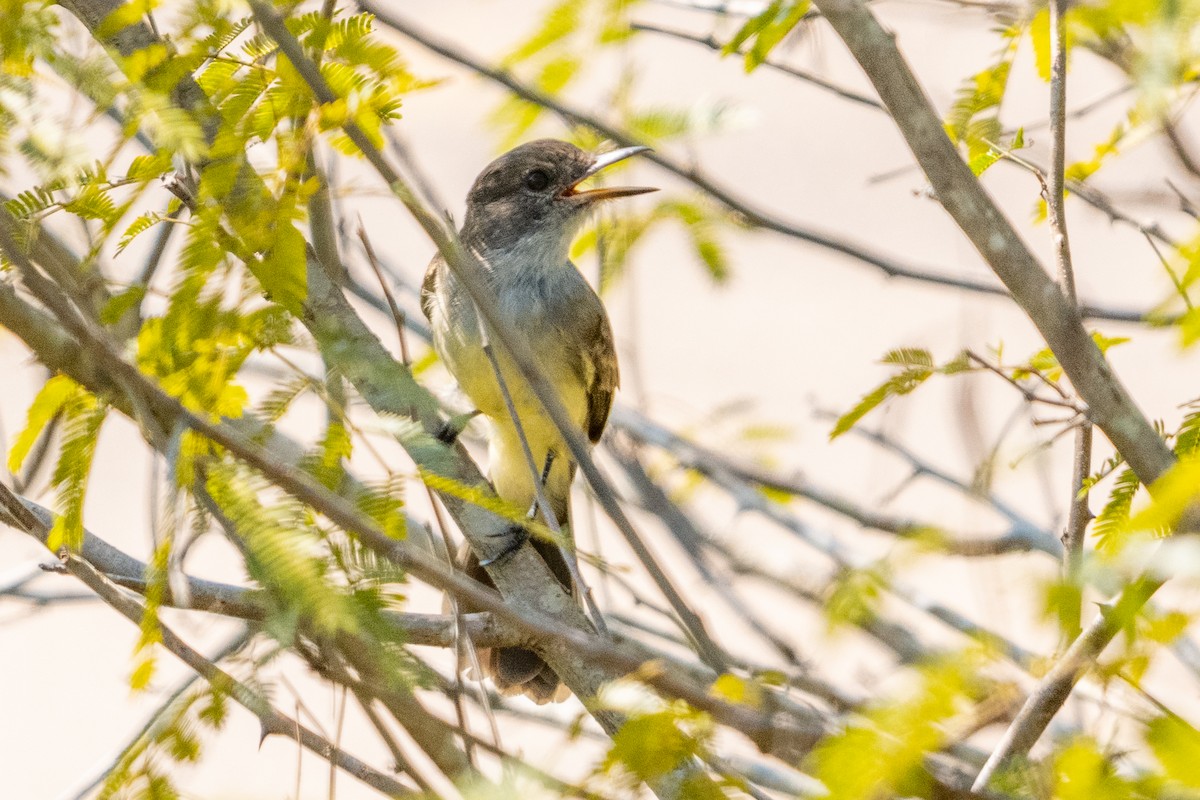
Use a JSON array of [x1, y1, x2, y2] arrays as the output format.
[[804, 0, 1183, 785], [807, 0, 1172, 488]]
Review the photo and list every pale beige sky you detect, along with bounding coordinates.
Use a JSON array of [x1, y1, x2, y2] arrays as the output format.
[[3, 1, 1200, 797]]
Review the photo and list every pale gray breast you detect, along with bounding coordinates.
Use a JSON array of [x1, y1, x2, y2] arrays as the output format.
[[425, 256, 606, 428]]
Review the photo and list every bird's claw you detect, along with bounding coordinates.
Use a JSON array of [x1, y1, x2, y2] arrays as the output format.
[[478, 523, 527, 567], [434, 410, 481, 445]]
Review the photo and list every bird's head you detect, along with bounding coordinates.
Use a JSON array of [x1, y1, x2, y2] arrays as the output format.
[[462, 139, 656, 259]]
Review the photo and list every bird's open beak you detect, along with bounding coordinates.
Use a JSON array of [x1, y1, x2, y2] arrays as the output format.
[[562, 145, 657, 202]]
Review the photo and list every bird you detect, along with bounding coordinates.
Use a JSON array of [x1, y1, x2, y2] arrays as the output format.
[[421, 139, 655, 702]]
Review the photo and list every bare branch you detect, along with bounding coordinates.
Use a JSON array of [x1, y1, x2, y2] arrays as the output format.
[[630, 21, 882, 110], [1041, 0, 1094, 647], [810, 0, 1172, 486], [616, 406, 1062, 557]]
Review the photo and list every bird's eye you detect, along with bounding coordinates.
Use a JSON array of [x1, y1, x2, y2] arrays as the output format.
[[524, 169, 551, 192]]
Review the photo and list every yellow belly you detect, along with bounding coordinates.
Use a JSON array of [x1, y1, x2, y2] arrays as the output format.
[[442, 329, 586, 525]]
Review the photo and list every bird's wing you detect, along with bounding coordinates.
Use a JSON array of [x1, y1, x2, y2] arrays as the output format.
[[420, 255, 442, 322], [583, 292, 619, 444]]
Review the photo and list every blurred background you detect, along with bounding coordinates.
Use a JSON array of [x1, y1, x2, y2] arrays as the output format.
[[3, 0, 1200, 796]]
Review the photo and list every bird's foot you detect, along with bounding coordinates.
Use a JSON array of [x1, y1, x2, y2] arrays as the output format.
[[478, 523, 528, 567]]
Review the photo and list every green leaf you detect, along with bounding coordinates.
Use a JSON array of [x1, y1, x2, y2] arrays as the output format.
[[130, 653, 156, 691], [1051, 737, 1140, 800], [809, 654, 978, 799], [49, 400, 106, 551], [1092, 331, 1131, 354], [826, 564, 886, 629], [4, 185, 56, 218], [1175, 404, 1200, 457], [502, 0, 585, 67], [1030, 7, 1052, 82], [95, 0, 158, 40], [205, 464, 361, 635], [881, 347, 933, 368], [116, 211, 164, 254], [8, 374, 79, 473], [256, 220, 308, 315], [603, 710, 702, 783], [100, 285, 146, 325], [1092, 466, 1140, 552], [830, 363, 932, 440], [721, 1, 812, 72], [831, 348, 975, 439], [945, 28, 1021, 164], [1125, 456, 1200, 536], [1147, 715, 1200, 787]]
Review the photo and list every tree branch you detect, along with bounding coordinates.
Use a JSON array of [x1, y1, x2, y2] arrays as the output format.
[[807, 0, 1172, 489], [362, 3, 1163, 324], [630, 20, 883, 110], [1043, 0, 1093, 646], [616, 406, 1062, 557], [802, 0, 1182, 786]]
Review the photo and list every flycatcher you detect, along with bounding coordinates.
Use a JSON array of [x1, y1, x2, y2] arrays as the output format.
[[421, 139, 654, 702]]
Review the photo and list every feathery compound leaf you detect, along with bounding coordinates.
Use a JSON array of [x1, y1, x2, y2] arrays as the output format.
[[198, 15, 252, 57], [503, 0, 585, 68], [945, 26, 1022, 166], [831, 349, 975, 440], [1176, 403, 1200, 457], [4, 185, 56, 218], [60, 185, 115, 224], [1015, 331, 1128, 385], [205, 464, 360, 635], [355, 476, 406, 542], [116, 211, 164, 254], [256, 375, 313, 423], [49, 399, 106, 551], [307, 420, 352, 489], [8, 374, 80, 473], [1092, 466, 1141, 552], [881, 348, 934, 368], [830, 377, 918, 441]]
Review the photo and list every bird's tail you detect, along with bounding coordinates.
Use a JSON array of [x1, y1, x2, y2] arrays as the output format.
[[454, 531, 574, 704]]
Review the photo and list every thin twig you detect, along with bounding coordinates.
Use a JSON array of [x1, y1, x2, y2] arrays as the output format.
[[617, 406, 1062, 557], [631, 21, 882, 110], [357, 220, 412, 365], [358, 2, 1160, 325], [976, 0, 1094, 781], [1044, 0, 1092, 647], [964, 350, 1084, 414]]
